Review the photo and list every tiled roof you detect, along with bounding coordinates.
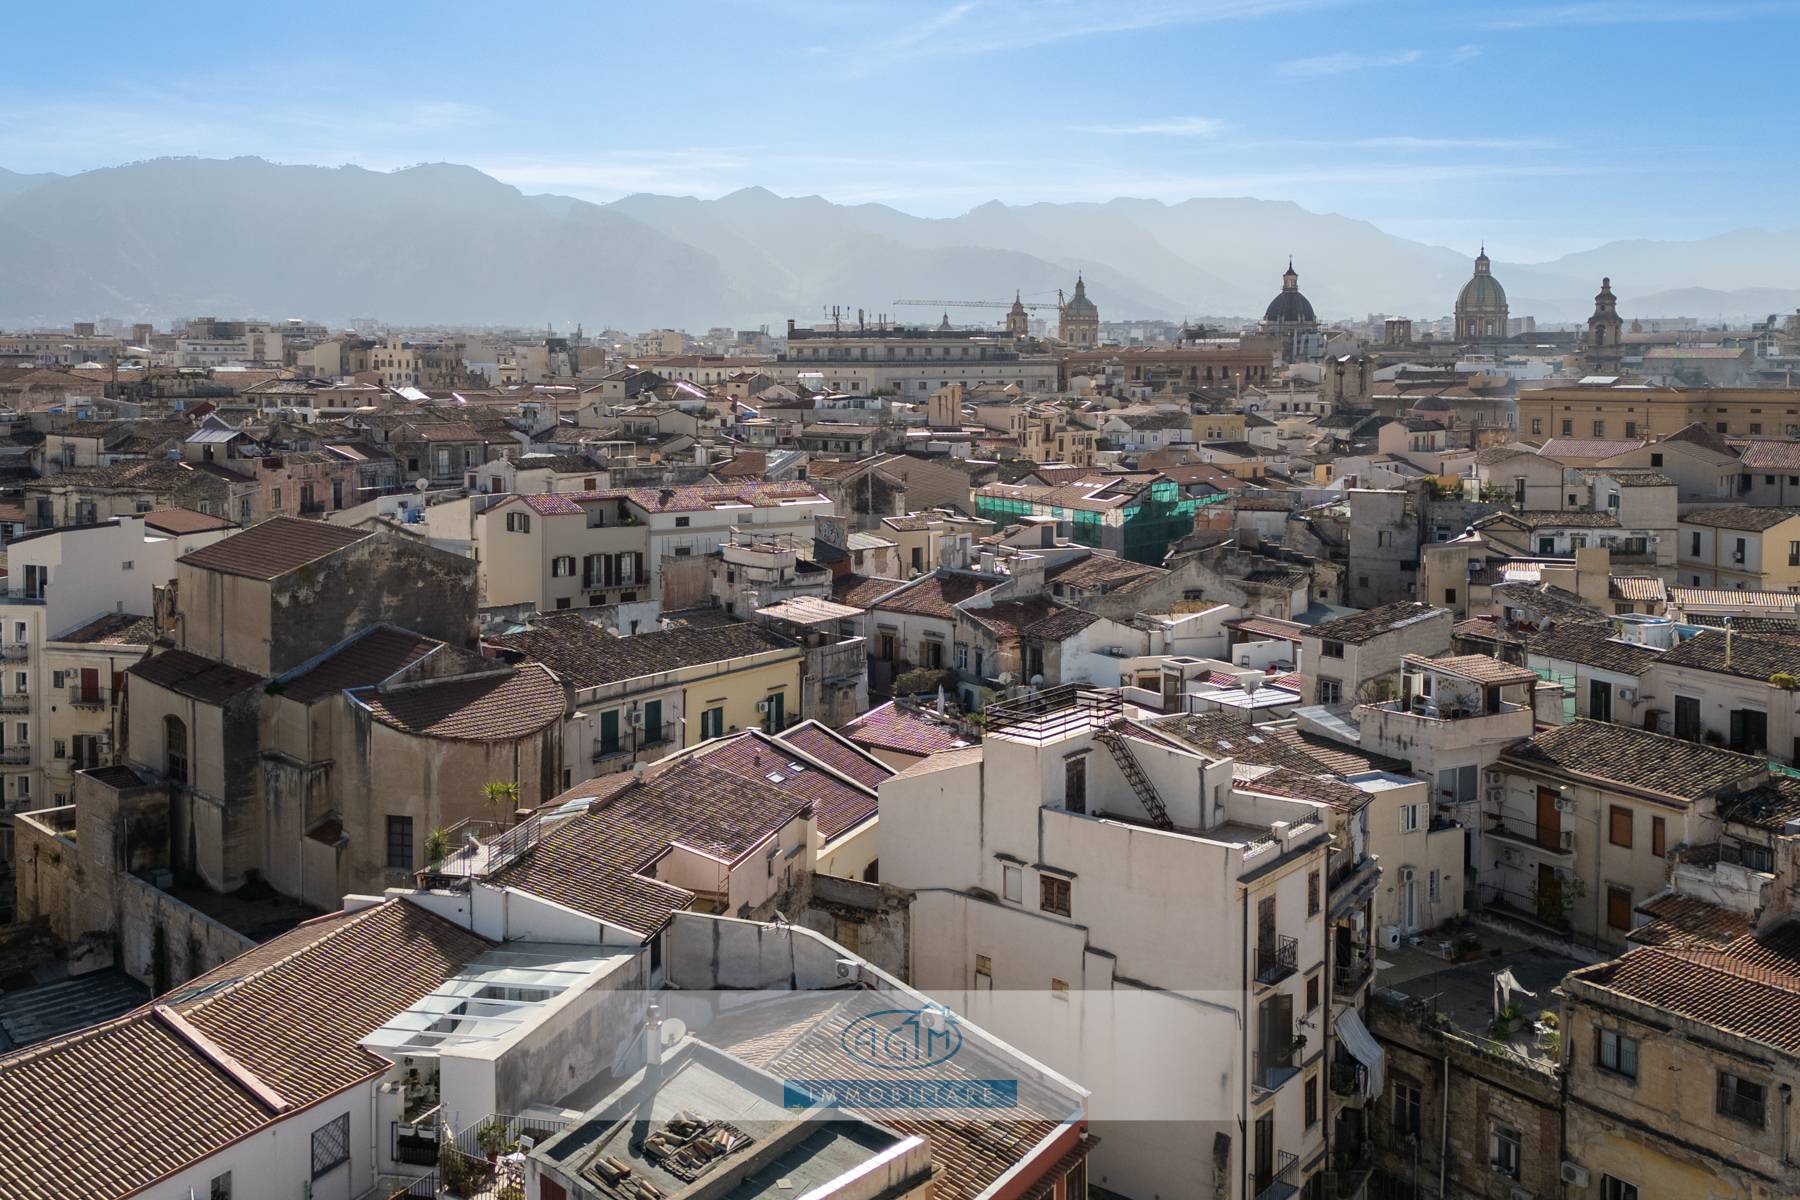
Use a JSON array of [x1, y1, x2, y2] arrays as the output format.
[[1659, 627, 1800, 682], [1678, 505, 1800, 531], [1718, 775, 1800, 832], [1670, 586, 1800, 611], [1658, 422, 1739, 457], [1306, 601, 1445, 646], [1734, 440, 1800, 470], [1154, 711, 1404, 784], [842, 700, 976, 756], [1239, 766, 1377, 814], [143, 506, 237, 535], [964, 598, 1097, 641], [1410, 653, 1539, 686], [1568, 935, 1800, 1056], [510, 480, 828, 517], [695, 730, 877, 840], [1524, 622, 1661, 674], [54, 612, 155, 646], [1600, 471, 1673, 487], [1452, 616, 1524, 646], [178, 516, 370, 580], [490, 615, 798, 691], [354, 662, 565, 740], [1610, 576, 1667, 602], [1538, 436, 1645, 461], [773, 720, 895, 790], [128, 649, 263, 705], [872, 572, 1002, 619], [1226, 614, 1305, 643], [1491, 581, 1606, 622], [1684, 614, 1800, 637], [1628, 893, 1752, 949], [490, 759, 811, 934], [0, 899, 489, 1200], [1500, 718, 1763, 800], [1500, 510, 1623, 530], [279, 626, 441, 704], [1045, 553, 1166, 595]]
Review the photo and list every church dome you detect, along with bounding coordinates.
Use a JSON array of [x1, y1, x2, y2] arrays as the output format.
[[1062, 274, 1098, 318], [1264, 289, 1316, 324], [1457, 273, 1508, 311], [1456, 248, 1507, 312]]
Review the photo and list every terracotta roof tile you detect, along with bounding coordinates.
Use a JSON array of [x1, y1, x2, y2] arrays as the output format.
[[178, 516, 370, 580], [1678, 505, 1800, 531], [1660, 628, 1800, 682], [1500, 718, 1763, 800], [489, 615, 799, 691], [128, 649, 263, 705], [279, 626, 442, 704], [773, 721, 895, 790], [354, 663, 565, 740], [1569, 937, 1800, 1055], [872, 573, 1002, 619], [143, 506, 238, 535], [54, 612, 155, 646], [1525, 622, 1661, 675], [1306, 601, 1446, 646], [831, 573, 906, 609], [843, 701, 977, 757], [696, 730, 877, 840]]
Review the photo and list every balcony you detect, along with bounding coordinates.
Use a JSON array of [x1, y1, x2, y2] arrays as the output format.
[[1355, 697, 1533, 756], [1252, 1050, 1301, 1098], [0, 644, 28, 661], [1254, 1150, 1301, 1200], [67, 686, 111, 709], [1485, 819, 1574, 858], [0, 744, 30, 765], [0, 695, 27, 713], [1333, 949, 1374, 999], [1329, 1058, 1368, 1098], [592, 722, 677, 763], [1256, 934, 1299, 985]]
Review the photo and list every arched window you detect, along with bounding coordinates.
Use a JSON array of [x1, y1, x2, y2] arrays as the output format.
[[164, 715, 189, 785]]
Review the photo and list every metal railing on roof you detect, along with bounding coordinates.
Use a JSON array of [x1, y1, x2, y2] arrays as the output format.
[[984, 685, 1122, 741], [424, 813, 545, 885]]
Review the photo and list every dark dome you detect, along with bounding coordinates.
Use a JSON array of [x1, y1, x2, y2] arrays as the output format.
[[1263, 289, 1316, 324]]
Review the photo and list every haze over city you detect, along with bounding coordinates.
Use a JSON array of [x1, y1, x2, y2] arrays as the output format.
[[2, 7, 1800, 1200]]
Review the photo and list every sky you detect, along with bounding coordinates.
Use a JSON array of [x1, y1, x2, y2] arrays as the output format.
[[2, 0, 1796, 262]]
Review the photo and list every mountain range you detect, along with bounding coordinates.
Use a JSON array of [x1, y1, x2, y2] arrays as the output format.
[[1, 157, 1796, 331]]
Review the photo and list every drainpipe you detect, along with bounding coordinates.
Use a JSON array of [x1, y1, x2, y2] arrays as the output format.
[[1242, 884, 1251, 1200], [1782, 1083, 1793, 1166], [1439, 1048, 1450, 1199]]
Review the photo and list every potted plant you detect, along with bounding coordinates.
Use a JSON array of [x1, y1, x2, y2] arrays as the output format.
[[423, 826, 451, 868], [477, 1119, 517, 1163], [482, 780, 521, 826]]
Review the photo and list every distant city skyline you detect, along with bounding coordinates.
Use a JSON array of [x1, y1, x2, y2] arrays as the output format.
[[3, 0, 1798, 261]]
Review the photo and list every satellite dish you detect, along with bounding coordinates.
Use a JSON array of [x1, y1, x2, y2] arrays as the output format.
[[660, 1018, 687, 1047], [414, 477, 430, 492]]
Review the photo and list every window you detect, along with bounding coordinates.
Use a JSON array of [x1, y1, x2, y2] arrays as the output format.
[[505, 511, 531, 533], [1596, 1028, 1638, 1079], [1307, 869, 1320, 915], [1064, 755, 1087, 814], [1691, 530, 1702, 556], [1445, 587, 1457, 604], [1319, 639, 1344, 659], [386, 816, 412, 869], [642, 699, 664, 744], [1318, 679, 1341, 705], [700, 706, 724, 740], [1401, 803, 1420, 833], [1051, 977, 1069, 1000], [209, 1172, 232, 1200], [1593, 420, 1605, 436], [1718, 1071, 1766, 1126], [1650, 452, 1664, 467], [1003, 862, 1022, 902], [1490, 1125, 1521, 1178], [1306, 971, 1320, 1011], [1428, 868, 1440, 901], [1609, 805, 1633, 847], [164, 715, 189, 784], [1562, 420, 1573, 436], [1377, 530, 1391, 547], [1607, 884, 1632, 930], [1624, 421, 1637, 438], [1393, 1079, 1422, 1137], [1652, 815, 1665, 857], [1040, 874, 1071, 917], [761, 690, 785, 732], [1742, 841, 1776, 872], [310, 1113, 350, 1179], [975, 953, 992, 977], [1752, 424, 1764, 436], [1305, 1071, 1320, 1126], [599, 709, 621, 755], [1531, 418, 1542, 435], [551, 556, 574, 577], [1601, 1177, 1638, 1200], [121, 560, 134, 571], [674, 515, 690, 527]]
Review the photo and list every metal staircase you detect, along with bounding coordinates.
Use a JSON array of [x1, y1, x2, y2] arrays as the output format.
[[1093, 723, 1174, 830]]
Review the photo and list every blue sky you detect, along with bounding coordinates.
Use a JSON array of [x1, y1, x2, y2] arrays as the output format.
[[2, 0, 1795, 260]]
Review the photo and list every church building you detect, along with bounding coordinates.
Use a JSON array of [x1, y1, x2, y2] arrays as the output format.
[[1454, 246, 1509, 344]]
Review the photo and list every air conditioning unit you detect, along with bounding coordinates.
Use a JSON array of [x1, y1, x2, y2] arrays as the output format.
[[1487, 786, 1504, 804], [1350, 910, 1366, 933], [1561, 830, 1575, 851], [1559, 1162, 1590, 1188], [756, 700, 771, 714], [1618, 687, 1637, 701], [1485, 768, 1502, 786], [629, 709, 645, 727], [1554, 796, 1575, 814], [1399, 866, 1416, 883], [1510, 1188, 1536, 1200]]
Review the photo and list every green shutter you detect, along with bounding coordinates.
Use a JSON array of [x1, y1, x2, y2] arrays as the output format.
[[600, 709, 620, 755], [643, 699, 662, 744]]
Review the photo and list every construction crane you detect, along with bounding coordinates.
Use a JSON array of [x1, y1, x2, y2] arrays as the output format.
[[892, 295, 1064, 312]]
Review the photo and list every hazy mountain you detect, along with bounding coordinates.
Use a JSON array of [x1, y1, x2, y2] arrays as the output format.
[[0, 156, 1794, 330]]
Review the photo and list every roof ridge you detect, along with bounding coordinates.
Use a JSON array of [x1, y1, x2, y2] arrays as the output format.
[[177, 900, 390, 1018]]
